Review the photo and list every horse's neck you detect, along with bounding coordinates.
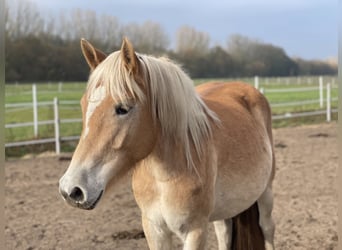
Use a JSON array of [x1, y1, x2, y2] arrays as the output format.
[[142, 141, 187, 181], [136, 138, 211, 182]]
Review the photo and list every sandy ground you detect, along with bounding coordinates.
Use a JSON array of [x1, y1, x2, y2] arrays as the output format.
[[5, 123, 338, 249]]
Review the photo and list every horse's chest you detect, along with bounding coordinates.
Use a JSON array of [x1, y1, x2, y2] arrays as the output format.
[[132, 173, 208, 235], [143, 197, 192, 237]]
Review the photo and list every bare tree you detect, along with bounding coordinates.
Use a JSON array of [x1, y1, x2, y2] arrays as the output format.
[[120, 22, 142, 48], [54, 11, 73, 41], [139, 21, 170, 53], [5, 0, 44, 39], [69, 9, 99, 41], [97, 14, 121, 51], [121, 21, 169, 54], [226, 34, 263, 61], [226, 34, 298, 76], [53, 9, 122, 52], [175, 26, 210, 55]]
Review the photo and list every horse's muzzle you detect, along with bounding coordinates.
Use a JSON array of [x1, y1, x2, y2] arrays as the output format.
[[59, 186, 103, 210]]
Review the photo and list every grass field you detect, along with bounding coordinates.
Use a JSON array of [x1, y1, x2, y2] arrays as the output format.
[[5, 76, 338, 151]]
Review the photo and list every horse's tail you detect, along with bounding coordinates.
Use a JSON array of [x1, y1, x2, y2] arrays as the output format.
[[231, 202, 265, 250]]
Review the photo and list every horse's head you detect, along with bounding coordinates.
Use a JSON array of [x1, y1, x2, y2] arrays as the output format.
[[59, 38, 157, 209]]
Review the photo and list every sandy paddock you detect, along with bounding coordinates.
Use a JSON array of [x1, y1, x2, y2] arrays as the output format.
[[5, 123, 337, 249]]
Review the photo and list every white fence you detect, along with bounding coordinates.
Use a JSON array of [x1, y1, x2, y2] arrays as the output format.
[[5, 79, 338, 154], [261, 83, 337, 121], [5, 97, 81, 152]]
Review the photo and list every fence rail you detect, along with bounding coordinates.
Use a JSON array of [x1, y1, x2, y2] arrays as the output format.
[[5, 79, 338, 154]]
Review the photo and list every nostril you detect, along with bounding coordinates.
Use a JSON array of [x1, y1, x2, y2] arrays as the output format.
[[69, 186, 84, 202]]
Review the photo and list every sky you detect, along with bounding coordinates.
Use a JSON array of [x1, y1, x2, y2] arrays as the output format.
[[25, 0, 338, 60]]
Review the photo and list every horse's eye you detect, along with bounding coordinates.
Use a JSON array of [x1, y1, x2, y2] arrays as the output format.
[[115, 104, 130, 115]]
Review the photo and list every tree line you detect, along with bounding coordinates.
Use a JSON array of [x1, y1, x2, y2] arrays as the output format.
[[5, 1, 337, 82]]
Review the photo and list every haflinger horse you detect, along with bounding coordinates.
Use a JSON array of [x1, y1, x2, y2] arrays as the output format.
[[59, 37, 275, 250]]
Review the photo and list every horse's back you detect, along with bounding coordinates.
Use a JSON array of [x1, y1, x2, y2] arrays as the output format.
[[196, 81, 274, 220], [197, 81, 272, 145], [197, 81, 271, 126]]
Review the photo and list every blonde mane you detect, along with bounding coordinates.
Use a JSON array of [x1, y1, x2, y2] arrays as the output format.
[[87, 51, 218, 169]]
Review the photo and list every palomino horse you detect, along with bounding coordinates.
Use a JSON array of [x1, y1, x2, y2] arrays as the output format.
[[59, 38, 275, 250]]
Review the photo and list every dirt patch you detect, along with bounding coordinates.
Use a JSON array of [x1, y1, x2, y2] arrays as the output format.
[[111, 230, 145, 240], [5, 123, 337, 249]]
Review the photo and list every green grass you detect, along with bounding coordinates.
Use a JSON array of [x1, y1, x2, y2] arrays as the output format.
[[5, 82, 86, 103], [5, 77, 338, 156], [5, 82, 85, 143]]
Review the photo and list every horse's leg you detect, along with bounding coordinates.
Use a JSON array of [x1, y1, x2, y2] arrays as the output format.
[[257, 186, 275, 250], [183, 221, 208, 250], [141, 215, 172, 250], [213, 219, 232, 250]]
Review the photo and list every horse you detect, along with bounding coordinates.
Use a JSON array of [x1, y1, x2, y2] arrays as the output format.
[[59, 37, 275, 250]]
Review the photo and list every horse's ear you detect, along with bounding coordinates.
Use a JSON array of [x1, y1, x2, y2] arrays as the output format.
[[80, 38, 107, 70], [120, 37, 139, 73]]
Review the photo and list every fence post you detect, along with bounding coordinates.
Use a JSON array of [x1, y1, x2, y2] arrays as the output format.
[[54, 97, 61, 154], [326, 83, 331, 122], [260, 87, 264, 94], [254, 76, 259, 89], [319, 76, 323, 108], [32, 84, 38, 137]]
